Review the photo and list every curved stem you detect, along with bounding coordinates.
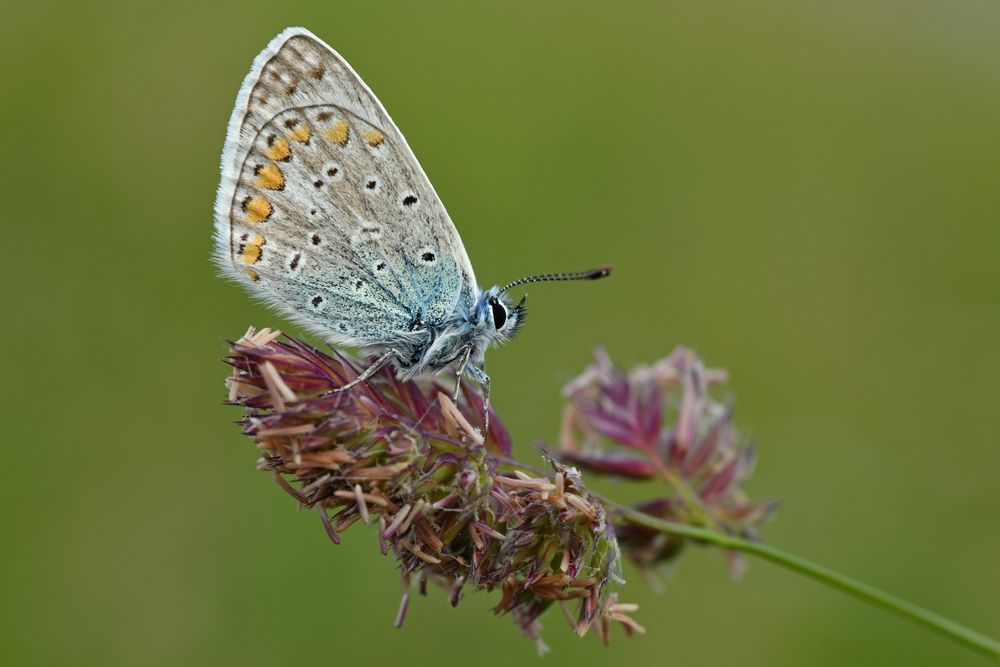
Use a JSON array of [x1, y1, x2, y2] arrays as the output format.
[[652, 459, 719, 530], [614, 504, 1000, 662]]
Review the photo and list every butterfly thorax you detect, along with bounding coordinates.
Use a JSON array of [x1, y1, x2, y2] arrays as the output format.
[[377, 286, 525, 381]]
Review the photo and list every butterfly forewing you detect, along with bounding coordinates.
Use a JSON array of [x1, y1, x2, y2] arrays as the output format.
[[214, 28, 477, 346]]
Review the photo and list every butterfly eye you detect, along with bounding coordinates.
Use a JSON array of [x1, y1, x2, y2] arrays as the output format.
[[489, 298, 507, 330]]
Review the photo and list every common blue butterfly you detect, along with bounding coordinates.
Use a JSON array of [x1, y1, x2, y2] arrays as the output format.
[[215, 28, 610, 431]]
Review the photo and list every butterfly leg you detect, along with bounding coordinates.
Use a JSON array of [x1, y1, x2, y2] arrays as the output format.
[[464, 364, 492, 440], [329, 348, 400, 393], [452, 346, 473, 402]]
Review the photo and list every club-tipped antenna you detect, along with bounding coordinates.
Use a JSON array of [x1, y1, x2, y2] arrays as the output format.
[[499, 265, 613, 294]]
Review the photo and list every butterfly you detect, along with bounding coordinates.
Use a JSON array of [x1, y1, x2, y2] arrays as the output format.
[[214, 27, 611, 432]]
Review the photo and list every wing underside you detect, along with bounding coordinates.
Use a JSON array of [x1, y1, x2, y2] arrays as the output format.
[[214, 28, 477, 345]]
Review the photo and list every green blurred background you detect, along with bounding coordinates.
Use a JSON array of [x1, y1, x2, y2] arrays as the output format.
[[3, 1, 998, 665]]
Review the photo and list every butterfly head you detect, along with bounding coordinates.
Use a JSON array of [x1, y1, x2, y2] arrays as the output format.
[[473, 287, 528, 346]]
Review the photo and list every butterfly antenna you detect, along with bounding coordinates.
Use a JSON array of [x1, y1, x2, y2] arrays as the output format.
[[499, 265, 612, 294]]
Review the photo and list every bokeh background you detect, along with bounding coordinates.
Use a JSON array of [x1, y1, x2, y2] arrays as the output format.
[[3, 1, 998, 665]]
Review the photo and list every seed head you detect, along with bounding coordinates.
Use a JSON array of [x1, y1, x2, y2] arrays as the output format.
[[559, 347, 779, 576], [224, 327, 639, 649]]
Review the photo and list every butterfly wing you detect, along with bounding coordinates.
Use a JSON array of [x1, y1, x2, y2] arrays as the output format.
[[214, 27, 477, 346]]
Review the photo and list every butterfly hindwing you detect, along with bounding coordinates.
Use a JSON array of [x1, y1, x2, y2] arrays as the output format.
[[214, 28, 477, 346]]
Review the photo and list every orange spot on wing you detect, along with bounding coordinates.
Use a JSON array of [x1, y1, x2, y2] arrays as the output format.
[[265, 138, 291, 161], [245, 196, 272, 222], [288, 124, 311, 143], [240, 234, 265, 265], [255, 163, 284, 190], [363, 130, 384, 147], [325, 120, 349, 145], [247, 269, 260, 282]]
